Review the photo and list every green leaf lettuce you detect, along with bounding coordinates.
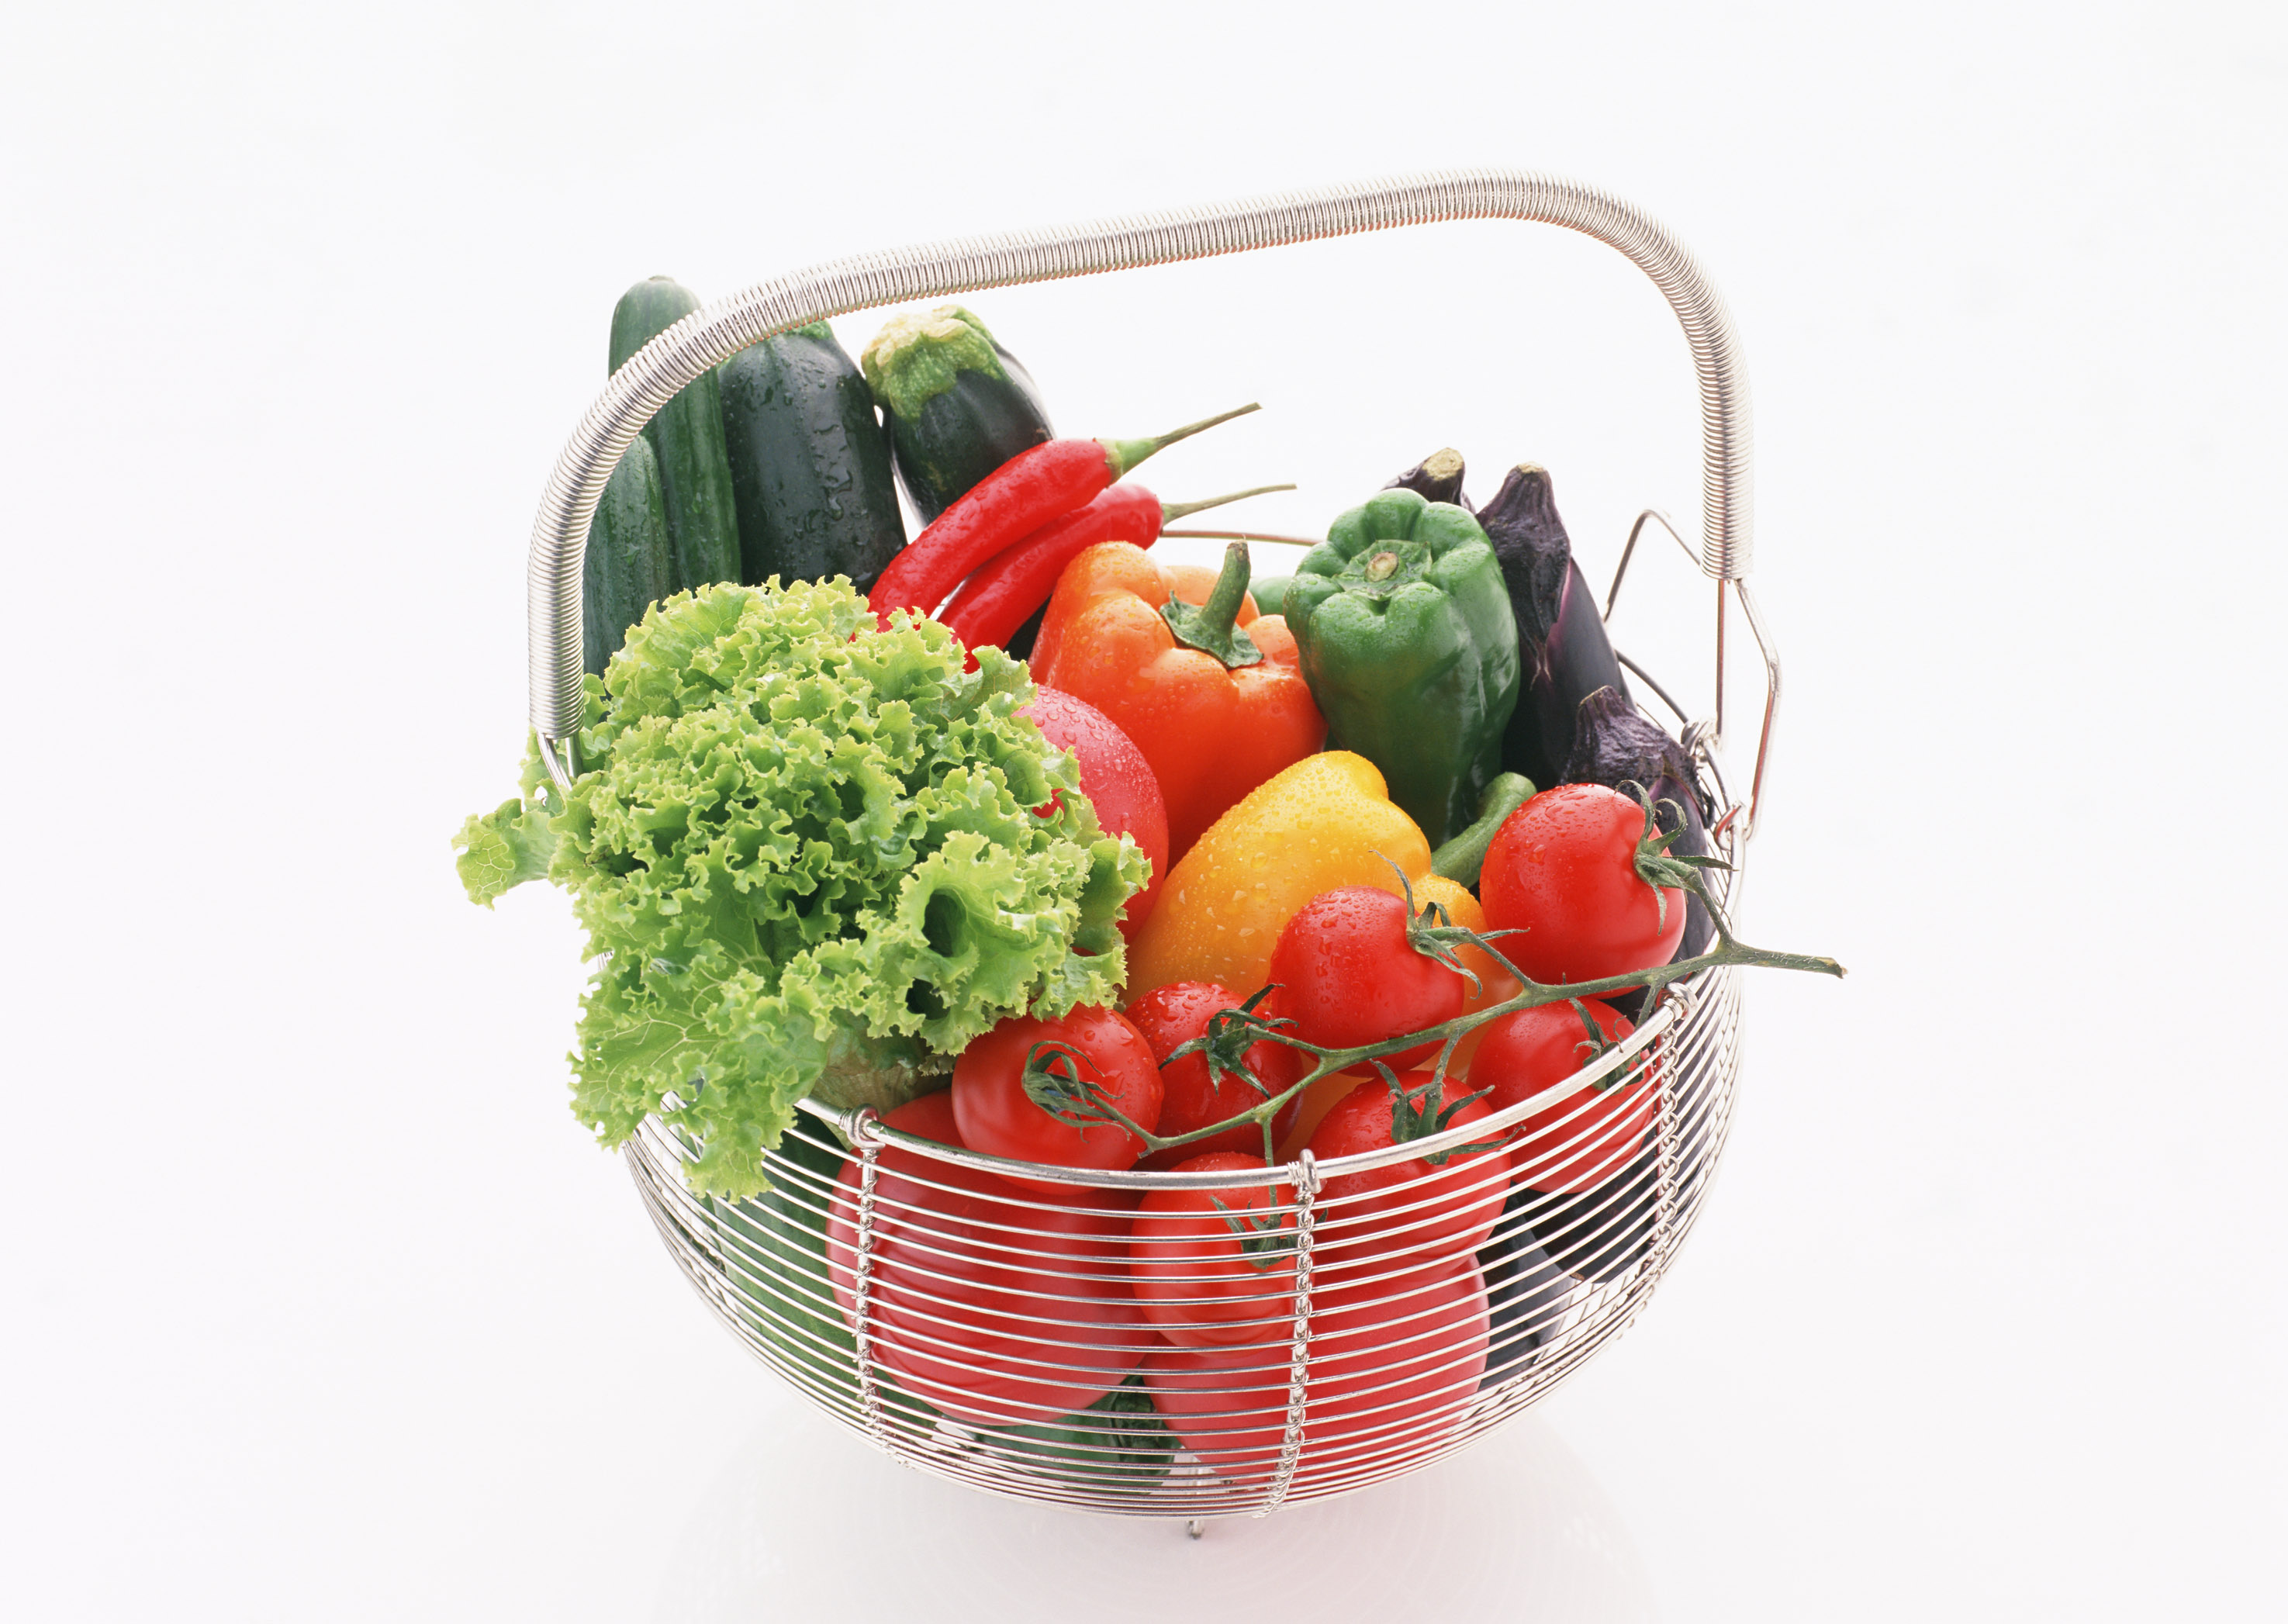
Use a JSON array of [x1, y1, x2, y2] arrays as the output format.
[[452, 578, 1146, 1197]]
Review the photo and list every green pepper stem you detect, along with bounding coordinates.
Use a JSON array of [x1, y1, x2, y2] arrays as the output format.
[[1100, 403, 1261, 479], [1429, 772, 1537, 888]]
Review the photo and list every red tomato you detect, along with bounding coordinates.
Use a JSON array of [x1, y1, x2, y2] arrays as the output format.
[[1267, 886, 1472, 1069], [1143, 1262, 1490, 1484], [1021, 689, 1170, 941], [1127, 1152, 1298, 1347], [1479, 783, 1687, 991], [952, 1006, 1162, 1190], [1123, 982, 1305, 1167], [1471, 997, 1658, 1193], [1305, 1072, 1510, 1273], [824, 1090, 1145, 1427]]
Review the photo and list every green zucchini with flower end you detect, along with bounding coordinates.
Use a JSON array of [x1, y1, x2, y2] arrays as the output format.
[[581, 434, 673, 676], [608, 277, 744, 596], [719, 322, 907, 592]]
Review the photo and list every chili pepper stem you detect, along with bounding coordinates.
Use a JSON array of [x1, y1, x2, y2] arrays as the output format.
[[1160, 482, 1295, 523], [1099, 403, 1261, 479]]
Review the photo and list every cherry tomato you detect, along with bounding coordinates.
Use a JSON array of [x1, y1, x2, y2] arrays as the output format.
[[1479, 783, 1686, 991], [824, 1090, 1145, 1427], [1305, 1071, 1510, 1273], [1266, 886, 1473, 1069], [1123, 982, 1305, 1167], [1471, 996, 1658, 1193], [1126, 1152, 1298, 1347], [1021, 689, 1170, 941], [952, 1006, 1162, 1191], [1143, 1262, 1489, 1484]]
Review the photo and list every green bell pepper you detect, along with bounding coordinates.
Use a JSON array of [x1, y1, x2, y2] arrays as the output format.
[[1286, 489, 1522, 846]]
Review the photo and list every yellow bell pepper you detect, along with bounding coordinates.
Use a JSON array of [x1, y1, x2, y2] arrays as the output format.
[[1127, 751, 1433, 998]]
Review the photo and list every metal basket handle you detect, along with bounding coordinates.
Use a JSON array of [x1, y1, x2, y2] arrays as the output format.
[[524, 168, 1777, 833]]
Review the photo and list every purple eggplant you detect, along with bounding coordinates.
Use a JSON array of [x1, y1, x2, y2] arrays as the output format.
[[1383, 446, 1471, 510], [1479, 465, 1629, 792], [1564, 685, 1716, 1023]]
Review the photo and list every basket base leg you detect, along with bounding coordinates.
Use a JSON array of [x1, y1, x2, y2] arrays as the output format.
[[1186, 1519, 1208, 1540]]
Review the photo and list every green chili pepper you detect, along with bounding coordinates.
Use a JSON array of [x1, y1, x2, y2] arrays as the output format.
[[1286, 489, 1522, 846]]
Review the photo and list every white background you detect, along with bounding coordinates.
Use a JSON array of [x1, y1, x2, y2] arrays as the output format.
[[5, 2, 2283, 1619]]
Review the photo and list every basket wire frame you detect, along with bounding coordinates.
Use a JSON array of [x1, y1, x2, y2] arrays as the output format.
[[544, 171, 1775, 1521]]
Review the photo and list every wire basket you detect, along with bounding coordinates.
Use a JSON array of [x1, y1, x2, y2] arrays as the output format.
[[523, 171, 1780, 1525]]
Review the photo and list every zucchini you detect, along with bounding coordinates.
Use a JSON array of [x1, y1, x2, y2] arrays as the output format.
[[718, 322, 907, 591], [860, 304, 1054, 523], [607, 278, 743, 596], [581, 434, 672, 676]]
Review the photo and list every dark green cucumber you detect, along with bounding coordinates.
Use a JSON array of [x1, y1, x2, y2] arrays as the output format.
[[717, 322, 907, 591], [860, 304, 1054, 523], [581, 434, 673, 676], [607, 277, 743, 596]]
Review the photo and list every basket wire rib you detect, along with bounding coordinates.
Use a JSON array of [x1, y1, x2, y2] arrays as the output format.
[[559, 171, 1771, 1520]]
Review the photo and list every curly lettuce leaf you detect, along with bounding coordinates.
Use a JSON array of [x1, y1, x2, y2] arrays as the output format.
[[458, 578, 1147, 1198]]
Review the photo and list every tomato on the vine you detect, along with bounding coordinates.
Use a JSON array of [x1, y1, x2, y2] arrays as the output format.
[[1127, 1151, 1298, 1348], [1143, 1261, 1489, 1483], [1471, 996, 1657, 1193], [1266, 886, 1474, 1069], [1123, 982, 1305, 1167], [952, 1005, 1162, 1190], [1305, 1071, 1509, 1271], [1479, 783, 1688, 991], [824, 1090, 1143, 1427]]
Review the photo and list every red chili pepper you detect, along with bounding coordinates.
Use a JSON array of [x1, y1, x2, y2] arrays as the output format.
[[938, 482, 1293, 651], [866, 403, 1260, 624]]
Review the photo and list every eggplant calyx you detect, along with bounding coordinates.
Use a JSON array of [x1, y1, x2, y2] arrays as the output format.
[[1623, 780, 1733, 932]]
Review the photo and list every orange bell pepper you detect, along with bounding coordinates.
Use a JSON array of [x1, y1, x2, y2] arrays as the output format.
[[1032, 541, 1325, 859]]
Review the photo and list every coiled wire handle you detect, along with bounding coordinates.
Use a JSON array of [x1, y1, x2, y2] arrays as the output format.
[[525, 168, 1756, 782]]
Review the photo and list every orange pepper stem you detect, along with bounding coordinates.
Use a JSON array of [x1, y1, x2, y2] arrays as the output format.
[[1160, 541, 1263, 669]]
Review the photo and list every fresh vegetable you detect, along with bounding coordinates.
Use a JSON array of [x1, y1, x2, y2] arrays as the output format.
[[860, 304, 1056, 523], [1305, 1071, 1509, 1271], [1143, 1262, 1489, 1484], [1285, 489, 1522, 846], [718, 321, 907, 593], [824, 1090, 1142, 1427], [707, 1111, 869, 1387], [1471, 997, 1657, 1192], [1479, 782, 1695, 991], [938, 482, 1291, 653], [1265, 886, 1474, 1071], [580, 434, 672, 676], [1124, 983, 1307, 1166], [867, 403, 1257, 623], [1513, 1149, 1653, 1283], [1031, 541, 1325, 857], [1020, 689, 1169, 941], [452, 579, 1148, 1199], [1478, 1221, 1571, 1389], [1429, 771, 1536, 889], [951, 1005, 1163, 1190], [608, 277, 744, 595], [1478, 464, 1630, 793], [1247, 573, 1296, 618], [1564, 684, 1714, 965], [1384, 445, 1471, 509], [1127, 1152, 1298, 1348], [1125, 751, 1431, 1000], [983, 1373, 1177, 1487]]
